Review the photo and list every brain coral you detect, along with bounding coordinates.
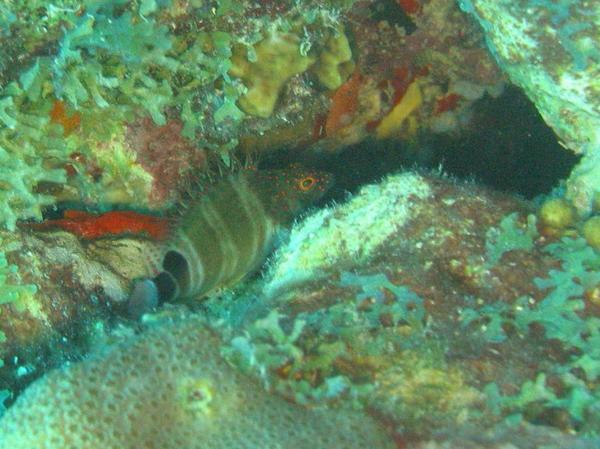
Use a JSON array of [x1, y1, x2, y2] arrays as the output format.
[[0, 315, 393, 449]]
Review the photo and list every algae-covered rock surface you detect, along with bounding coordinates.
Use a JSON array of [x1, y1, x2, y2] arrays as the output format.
[[204, 172, 600, 444], [1, 1, 600, 448], [1, 170, 600, 447]]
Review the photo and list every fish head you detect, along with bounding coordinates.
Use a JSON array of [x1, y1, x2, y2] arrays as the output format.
[[267, 165, 335, 217]]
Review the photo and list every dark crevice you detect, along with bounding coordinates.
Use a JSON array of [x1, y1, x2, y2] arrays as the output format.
[[261, 85, 579, 203], [425, 85, 579, 198]]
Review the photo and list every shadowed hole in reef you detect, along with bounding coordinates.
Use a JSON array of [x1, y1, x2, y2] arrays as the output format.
[[369, 0, 417, 35], [260, 85, 579, 204]]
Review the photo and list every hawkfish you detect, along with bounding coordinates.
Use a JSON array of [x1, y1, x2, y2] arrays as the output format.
[[134, 166, 333, 308]]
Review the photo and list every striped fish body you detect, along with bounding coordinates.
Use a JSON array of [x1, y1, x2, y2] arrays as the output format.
[[153, 167, 333, 301]]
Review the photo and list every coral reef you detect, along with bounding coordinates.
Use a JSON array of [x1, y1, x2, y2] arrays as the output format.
[[125, 117, 207, 205], [201, 171, 600, 442], [2, 168, 600, 446], [0, 314, 394, 449], [0, 240, 37, 408], [410, 422, 600, 449], [1, 0, 599, 447], [0, 229, 160, 398], [0, 0, 504, 228], [304, 0, 504, 151]]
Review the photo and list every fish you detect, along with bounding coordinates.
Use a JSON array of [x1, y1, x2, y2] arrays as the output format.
[[148, 165, 334, 302]]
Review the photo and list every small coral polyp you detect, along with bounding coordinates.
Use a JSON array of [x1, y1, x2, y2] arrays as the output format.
[[178, 378, 214, 416], [538, 197, 576, 232]]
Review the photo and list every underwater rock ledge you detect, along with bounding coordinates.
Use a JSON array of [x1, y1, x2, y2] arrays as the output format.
[[206, 170, 600, 443], [1, 170, 599, 447]]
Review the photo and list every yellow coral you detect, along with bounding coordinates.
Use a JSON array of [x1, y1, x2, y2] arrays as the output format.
[[230, 32, 316, 118]]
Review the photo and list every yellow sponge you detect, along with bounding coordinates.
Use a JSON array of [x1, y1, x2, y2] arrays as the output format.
[[230, 32, 316, 118], [311, 27, 354, 90], [0, 316, 393, 449]]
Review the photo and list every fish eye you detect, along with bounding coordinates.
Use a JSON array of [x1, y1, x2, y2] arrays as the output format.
[[298, 176, 317, 191]]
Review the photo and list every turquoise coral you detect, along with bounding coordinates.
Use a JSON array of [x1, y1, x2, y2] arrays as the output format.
[[484, 212, 537, 267], [0, 1, 215, 225]]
